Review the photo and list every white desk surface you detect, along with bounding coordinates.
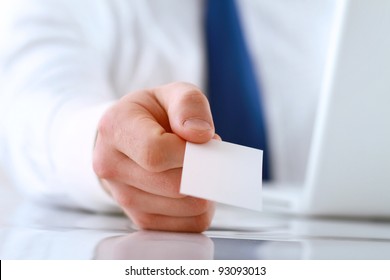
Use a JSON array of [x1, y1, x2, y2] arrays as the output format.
[[1, 180, 390, 260]]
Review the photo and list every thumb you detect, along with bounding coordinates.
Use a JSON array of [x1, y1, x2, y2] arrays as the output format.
[[154, 82, 215, 143]]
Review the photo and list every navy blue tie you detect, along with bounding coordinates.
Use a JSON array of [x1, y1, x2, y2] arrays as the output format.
[[205, 0, 271, 180]]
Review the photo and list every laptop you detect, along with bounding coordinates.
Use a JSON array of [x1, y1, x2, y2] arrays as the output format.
[[262, 0, 390, 218]]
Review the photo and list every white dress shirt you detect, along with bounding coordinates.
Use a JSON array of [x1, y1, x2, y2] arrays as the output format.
[[0, 0, 338, 212]]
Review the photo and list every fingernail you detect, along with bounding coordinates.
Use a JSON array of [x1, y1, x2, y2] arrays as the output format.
[[183, 118, 212, 131]]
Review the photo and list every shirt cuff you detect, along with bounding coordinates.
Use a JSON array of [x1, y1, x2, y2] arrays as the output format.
[[50, 100, 120, 213]]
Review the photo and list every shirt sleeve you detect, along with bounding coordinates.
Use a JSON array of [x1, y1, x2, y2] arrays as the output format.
[[0, 0, 120, 212]]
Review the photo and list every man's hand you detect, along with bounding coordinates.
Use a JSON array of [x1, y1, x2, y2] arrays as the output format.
[[93, 82, 217, 232]]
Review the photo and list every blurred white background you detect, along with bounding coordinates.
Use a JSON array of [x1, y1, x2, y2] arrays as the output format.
[[0, 167, 21, 220]]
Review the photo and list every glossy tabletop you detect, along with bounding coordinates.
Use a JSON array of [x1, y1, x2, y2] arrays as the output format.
[[1, 178, 390, 260]]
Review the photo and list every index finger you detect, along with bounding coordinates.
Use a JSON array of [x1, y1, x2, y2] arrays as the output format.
[[102, 83, 214, 172], [104, 96, 185, 172]]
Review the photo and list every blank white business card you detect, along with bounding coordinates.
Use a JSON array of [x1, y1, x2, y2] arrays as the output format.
[[180, 140, 263, 211]]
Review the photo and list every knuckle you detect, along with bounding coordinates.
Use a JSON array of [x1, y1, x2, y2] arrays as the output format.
[[97, 109, 114, 137], [97, 105, 125, 146], [143, 152, 165, 172], [180, 89, 208, 106], [131, 213, 155, 230], [164, 82, 207, 107], [192, 212, 213, 232], [93, 152, 117, 180], [159, 171, 182, 197], [139, 138, 167, 172], [186, 198, 210, 216], [116, 193, 137, 210]]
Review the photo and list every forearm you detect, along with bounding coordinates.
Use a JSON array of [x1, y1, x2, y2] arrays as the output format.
[[0, 0, 119, 212]]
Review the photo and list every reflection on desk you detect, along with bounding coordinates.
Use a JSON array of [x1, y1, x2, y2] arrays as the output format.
[[1, 190, 390, 260]]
